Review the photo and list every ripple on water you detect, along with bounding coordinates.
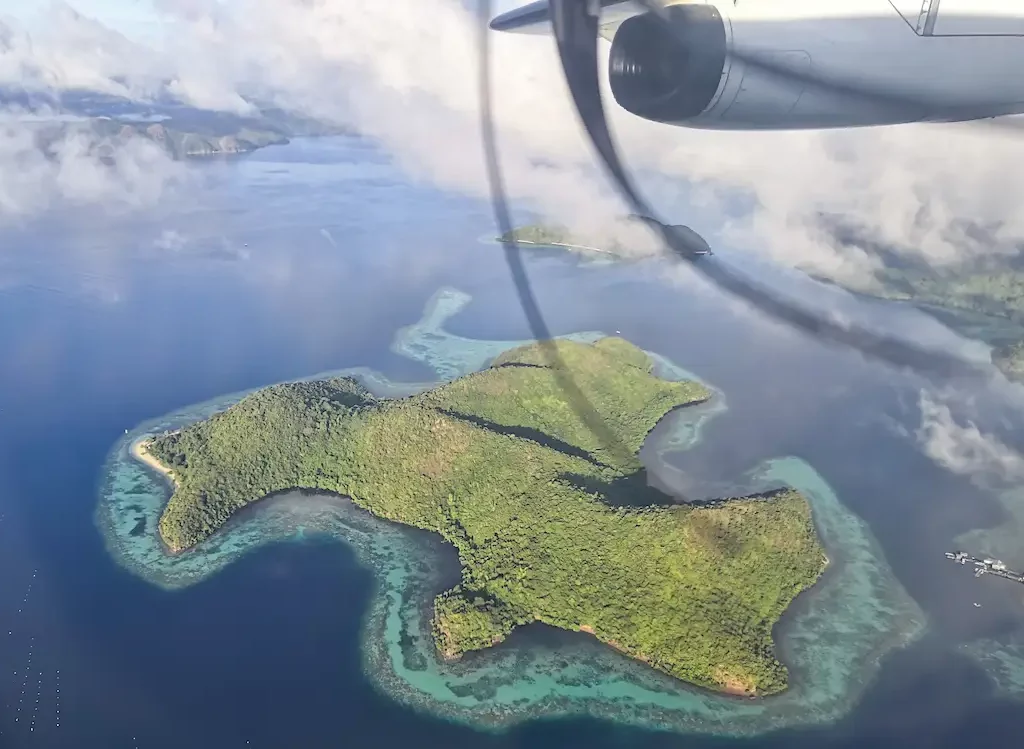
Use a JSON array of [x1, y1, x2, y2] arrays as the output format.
[[95, 286, 925, 735]]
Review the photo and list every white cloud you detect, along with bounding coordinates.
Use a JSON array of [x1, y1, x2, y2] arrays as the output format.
[[149, 0, 1024, 280], [0, 0, 1022, 279], [0, 116, 189, 221], [319, 227, 336, 247], [915, 391, 1024, 486], [0, 3, 166, 98], [154, 228, 187, 251], [0, 5, 191, 223]]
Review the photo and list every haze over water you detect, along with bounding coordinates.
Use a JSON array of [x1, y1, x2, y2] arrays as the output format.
[[1, 136, 1024, 748]]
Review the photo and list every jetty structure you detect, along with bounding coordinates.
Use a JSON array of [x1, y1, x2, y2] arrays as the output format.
[[945, 551, 1024, 584]]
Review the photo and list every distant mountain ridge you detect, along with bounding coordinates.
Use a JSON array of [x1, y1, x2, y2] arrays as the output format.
[[0, 86, 355, 161], [13, 115, 288, 161]]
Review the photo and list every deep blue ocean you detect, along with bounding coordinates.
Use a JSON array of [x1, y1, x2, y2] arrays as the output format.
[[1, 136, 1023, 748]]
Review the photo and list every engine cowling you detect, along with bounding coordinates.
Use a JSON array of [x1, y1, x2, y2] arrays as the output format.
[[607, 1, 1024, 130], [607, 2, 919, 129], [608, 4, 730, 125], [607, 3, 814, 129], [493, 0, 1024, 130]]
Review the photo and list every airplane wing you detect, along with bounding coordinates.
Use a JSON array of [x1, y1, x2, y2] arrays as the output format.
[[490, 0, 647, 40]]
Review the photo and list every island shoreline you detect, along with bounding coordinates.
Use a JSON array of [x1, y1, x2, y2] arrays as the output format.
[[129, 436, 184, 556], [134, 371, 822, 698], [96, 287, 926, 735], [130, 437, 179, 488]]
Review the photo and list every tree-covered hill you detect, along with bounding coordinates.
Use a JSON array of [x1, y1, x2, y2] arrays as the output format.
[[147, 337, 826, 695]]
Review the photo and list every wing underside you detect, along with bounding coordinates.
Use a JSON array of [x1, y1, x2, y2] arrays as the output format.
[[490, 0, 647, 40]]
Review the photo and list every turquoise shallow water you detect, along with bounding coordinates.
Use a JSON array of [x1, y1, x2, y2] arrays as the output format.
[[95, 287, 926, 736]]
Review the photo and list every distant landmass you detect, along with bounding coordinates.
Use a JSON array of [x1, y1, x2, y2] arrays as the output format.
[[796, 216, 1024, 381], [504, 218, 1024, 381], [140, 337, 826, 696], [828, 263, 1024, 382], [23, 116, 289, 160], [497, 219, 711, 258], [4, 88, 357, 162], [136, 121, 288, 159], [497, 223, 625, 255]]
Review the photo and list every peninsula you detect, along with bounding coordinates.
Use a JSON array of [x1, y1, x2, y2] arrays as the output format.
[[143, 337, 826, 695], [804, 222, 1024, 383], [833, 266, 1024, 382], [22, 115, 289, 162]]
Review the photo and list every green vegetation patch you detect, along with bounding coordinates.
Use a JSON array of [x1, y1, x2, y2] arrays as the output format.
[[850, 267, 1024, 381], [993, 340, 1024, 383], [498, 223, 577, 245], [148, 338, 825, 695], [868, 267, 1024, 323]]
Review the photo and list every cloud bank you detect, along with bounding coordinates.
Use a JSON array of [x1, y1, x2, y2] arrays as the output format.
[[915, 391, 1024, 487], [0, 0, 1022, 279], [0, 112, 188, 221]]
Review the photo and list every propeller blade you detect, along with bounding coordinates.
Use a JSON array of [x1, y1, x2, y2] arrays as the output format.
[[545, 0, 993, 384], [477, 0, 635, 466]]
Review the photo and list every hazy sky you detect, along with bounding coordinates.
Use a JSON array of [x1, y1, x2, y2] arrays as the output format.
[[0, 0, 526, 40], [0, 0, 161, 38], [1, 0, 1023, 280]]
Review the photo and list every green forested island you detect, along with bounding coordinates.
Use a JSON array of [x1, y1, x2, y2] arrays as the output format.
[[25, 117, 290, 161], [497, 223, 624, 254], [498, 223, 576, 245], [144, 338, 826, 695]]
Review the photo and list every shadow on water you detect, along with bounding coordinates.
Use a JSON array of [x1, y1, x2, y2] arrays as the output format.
[[558, 465, 774, 510], [561, 469, 678, 508]]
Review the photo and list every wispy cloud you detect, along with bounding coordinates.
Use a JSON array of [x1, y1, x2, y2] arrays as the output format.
[[915, 391, 1024, 487], [0, 3, 164, 98], [319, 228, 337, 248], [0, 114, 188, 221], [153, 228, 187, 251]]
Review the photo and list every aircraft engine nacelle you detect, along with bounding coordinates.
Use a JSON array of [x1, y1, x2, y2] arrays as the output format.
[[606, 1, 1024, 130], [608, 4, 733, 127]]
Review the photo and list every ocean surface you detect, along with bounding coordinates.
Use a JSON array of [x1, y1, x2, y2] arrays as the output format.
[[1, 136, 1024, 748]]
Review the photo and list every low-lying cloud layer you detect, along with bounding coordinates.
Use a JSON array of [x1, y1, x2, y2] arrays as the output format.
[[0, 112, 188, 220], [915, 391, 1024, 487], [0, 0, 1023, 280]]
